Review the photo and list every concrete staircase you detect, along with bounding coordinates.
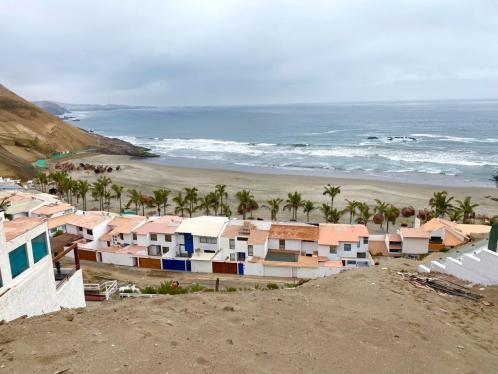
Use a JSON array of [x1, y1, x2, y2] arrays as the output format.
[[418, 249, 498, 286]]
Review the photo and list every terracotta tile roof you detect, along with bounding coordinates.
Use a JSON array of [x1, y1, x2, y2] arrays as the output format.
[[324, 260, 343, 268], [222, 221, 269, 245], [49, 213, 111, 230], [248, 230, 269, 245], [106, 216, 146, 236], [421, 218, 468, 247], [4, 217, 46, 241], [400, 227, 430, 239], [32, 203, 74, 216], [134, 215, 182, 235], [262, 255, 319, 268], [387, 234, 401, 242], [318, 224, 369, 246], [269, 223, 318, 241]]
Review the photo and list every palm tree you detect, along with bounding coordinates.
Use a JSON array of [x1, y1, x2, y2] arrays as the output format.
[[71, 180, 80, 205], [138, 193, 147, 216], [449, 209, 464, 223], [343, 199, 359, 224], [384, 204, 400, 232], [323, 184, 341, 209], [429, 191, 454, 218], [151, 188, 170, 216], [284, 191, 303, 221], [455, 196, 479, 223], [184, 187, 198, 217], [173, 192, 188, 217], [374, 199, 389, 229], [111, 184, 124, 213], [235, 189, 254, 220], [356, 202, 372, 226], [320, 204, 342, 223], [492, 171, 498, 188], [221, 203, 232, 217], [127, 189, 141, 214], [198, 193, 217, 216], [215, 184, 228, 214], [35, 172, 48, 192], [302, 200, 315, 222], [78, 180, 90, 210], [48, 171, 68, 199], [92, 181, 105, 210], [264, 198, 283, 221]]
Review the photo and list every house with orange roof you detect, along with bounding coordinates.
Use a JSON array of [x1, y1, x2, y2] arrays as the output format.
[[30, 202, 75, 219], [268, 223, 319, 255], [132, 215, 183, 257], [318, 224, 372, 267], [398, 227, 430, 256], [0, 211, 85, 322], [421, 218, 469, 250], [220, 220, 271, 262]]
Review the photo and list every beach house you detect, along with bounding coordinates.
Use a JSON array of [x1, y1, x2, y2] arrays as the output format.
[[0, 212, 86, 322], [30, 202, 75, 219], [398, 227, 430, 256], [318, 224, 372, 267]]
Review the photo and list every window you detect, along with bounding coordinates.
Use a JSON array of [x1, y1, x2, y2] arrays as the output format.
[[107, 241, 110, 247], [237, 252, 246, 261], [357, 241, 360, 248], [237, 237, 248, 241], [32, 233, 48, 263], [248, 245, 254, 256], [229, 239, 235, 249], [150, 233, 158, 241], [133, 233, 137, 241], [165, 234, 172, 242], [9, 245, 29, 279], [357, 252, 367, 259], [204, 250, 215, 253], [363, 237, 369, 244], [87, 229, 93, 236], [279, 239, 285, 249], [344, 243, 351, 251], [329, 245, 337, 254], [200, 237, 217, 244], [230, 253, 235, 261], [0, 268, 3, 288], [162, 247, 170, 255], [78, 226, 83, 232], [119, 233, 124, 240], [347, 260, 357, 266]]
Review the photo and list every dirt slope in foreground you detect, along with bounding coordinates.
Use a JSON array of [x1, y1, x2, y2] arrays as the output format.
[[0, 265, 497, 374]]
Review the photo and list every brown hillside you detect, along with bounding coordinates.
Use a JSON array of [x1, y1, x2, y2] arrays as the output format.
[[0, 84, 155, 179]]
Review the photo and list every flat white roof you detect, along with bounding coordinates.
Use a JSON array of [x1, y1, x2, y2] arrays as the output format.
[[189, 251, 218, 261], [176, 216, 228, 237]]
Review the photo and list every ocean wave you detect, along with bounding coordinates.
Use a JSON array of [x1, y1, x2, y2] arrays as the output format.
[[411, 133, 498, 144]]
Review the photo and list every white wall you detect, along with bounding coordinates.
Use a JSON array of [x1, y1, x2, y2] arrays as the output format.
[[190, 260, 212, 273], [101, 252, 135, 267], [0, 257, 60, 322], [55, 269, 86, 309], [401, 237, 429, 255]]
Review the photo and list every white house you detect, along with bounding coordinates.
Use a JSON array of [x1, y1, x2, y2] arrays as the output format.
[[399, 228, 430, 256], [0, 212, 86, 322], [133, 215, 183, 257], [174, 216, 229, 256], [268, 223, 319, 255], [30, 202, 75, 219], [220, 220, 271, 262], [318, 224, 371, 267]]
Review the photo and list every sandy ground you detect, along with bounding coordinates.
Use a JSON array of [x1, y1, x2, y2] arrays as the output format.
[[54, 154, 498, 233], [1, 259, 498, 373]]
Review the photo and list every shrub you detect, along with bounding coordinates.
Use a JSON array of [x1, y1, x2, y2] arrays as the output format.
[[203, 288, 215, 292], [141, 286, 158, 294], [267, 283, 279, 290], [286, 282, 300, 288], [189, 283, 206, 293], [157, 281, 188, 295], [225, 286, 237, 292]]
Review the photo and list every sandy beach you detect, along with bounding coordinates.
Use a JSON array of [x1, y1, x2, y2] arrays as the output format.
[[53, 154, 498, 229]]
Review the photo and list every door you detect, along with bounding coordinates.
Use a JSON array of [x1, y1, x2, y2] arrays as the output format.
[[186, 260, 192, 272], [238, 262, 244, 276], [184, 233, 194, 254]]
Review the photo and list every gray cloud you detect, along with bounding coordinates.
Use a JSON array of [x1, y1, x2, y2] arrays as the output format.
[[1, 0, 498, 105]]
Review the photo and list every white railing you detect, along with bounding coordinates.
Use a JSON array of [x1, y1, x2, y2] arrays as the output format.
[[84, 280, 118, 300]]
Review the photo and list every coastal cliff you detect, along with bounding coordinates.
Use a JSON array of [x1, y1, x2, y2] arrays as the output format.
[[0, 84, 156, 179]]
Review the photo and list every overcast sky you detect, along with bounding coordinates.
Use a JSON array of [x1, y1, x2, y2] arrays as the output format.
[[1, 0, 498, 106]]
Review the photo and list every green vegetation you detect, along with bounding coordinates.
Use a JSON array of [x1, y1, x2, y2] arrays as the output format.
[[266, 282, 279, 290]]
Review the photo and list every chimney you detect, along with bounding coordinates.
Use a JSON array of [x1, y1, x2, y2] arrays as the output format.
[[488, 223, 498, 252]]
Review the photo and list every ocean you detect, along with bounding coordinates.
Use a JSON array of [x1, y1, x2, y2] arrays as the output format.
[[69, 101, 498, 187]]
